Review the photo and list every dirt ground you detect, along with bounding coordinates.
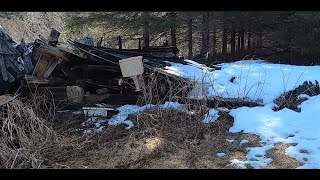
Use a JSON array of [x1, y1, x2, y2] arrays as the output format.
[[46, 110, 302, 169]]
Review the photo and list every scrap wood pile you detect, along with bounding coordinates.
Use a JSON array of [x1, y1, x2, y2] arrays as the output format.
[[0, 26, 33, 94], [0, 27, 194, 107]]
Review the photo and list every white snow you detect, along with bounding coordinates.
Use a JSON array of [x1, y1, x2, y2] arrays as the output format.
[[297, 94, 310, 100], [161, 101, 187, 111], [216, 152, 226, 157], [108, 104, 144, 129], [108, 101, 187, 129], [163, 59, 320, 105], [240, 139, 249, 145], [217, 107, 230, 112], [83, 130, 92, 134], [203, 109, 220, 123], [229, 94, 320, 169], [228, 159, 247, 169], [226, 139, 235, 143]]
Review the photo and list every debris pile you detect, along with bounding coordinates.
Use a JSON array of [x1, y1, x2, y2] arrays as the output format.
[[0, 27, 193, 107]]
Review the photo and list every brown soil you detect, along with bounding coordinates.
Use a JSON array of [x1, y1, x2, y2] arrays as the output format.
[[265, 143, 303, 169]]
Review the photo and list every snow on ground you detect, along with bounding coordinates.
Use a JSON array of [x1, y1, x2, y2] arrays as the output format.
[[240, 139, 249, 145], [228, 159, 247, 169], [216, 152, 226, 157], [164, 59, 320, 104], [108, 104, 145, 129], [228, 94, 320, 169], [203, 109, 220, 123], [91, 101, 187, 130], [226, 139, 235, 143], [163, 59, 320, 168], [217, 107, 230, 112]]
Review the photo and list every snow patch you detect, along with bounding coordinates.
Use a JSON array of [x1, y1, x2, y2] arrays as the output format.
[[229, 94, 320, 168], [108, 101, 187, 129], [217, 152, 226, 157], [163, 59, 320, 105], [297, 94, 310, 100], [240, 139, 249, 145], [203, 109, 220, 123], [228, 159, 247, 169], [217, 107, 230, 112], [226, 139, 235, 143]]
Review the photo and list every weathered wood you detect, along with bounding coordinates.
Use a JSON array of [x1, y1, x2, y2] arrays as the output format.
[[96, 88, 109, 94], [117, 36, 122, 50], [43, 58, 60, 78], [20, 38, 34, 74], [138, 38, 141, 50], [48, 28, 60, 43], [87, 65, 120, 72], [56, 42, 87, 59], [0, 55, 8, 81], [34, 39, 68, 61], [32, 53, 52, 79], [6, 71, 15, 83]]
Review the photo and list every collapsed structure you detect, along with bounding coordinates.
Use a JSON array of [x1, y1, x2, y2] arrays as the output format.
[[0, 27, 193, 106]]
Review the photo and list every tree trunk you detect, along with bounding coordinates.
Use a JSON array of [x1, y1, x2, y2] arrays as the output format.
[[247, 27, 251, 52], [222, 23, 227, 55], [170, 12, 177, 47], [257, 32, 262, 50], [240, 29, 245, 53], [187, 16, 193, 58], [201, 12, 210, 53], [251, 35, 256, 52], [143, 12, 150, 48], [237, 31, 241, 53], [231, 23, 236, 55], [212, 26, 216, 56]]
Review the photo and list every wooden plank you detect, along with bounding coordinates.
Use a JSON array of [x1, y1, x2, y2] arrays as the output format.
[[34, 39, 68, 61], [0, 55, 8, 81], [56, 42, 87, 59], [6, 71, 15, 83], [43, 58, 60, 78], [5, 58, 21, 74], [32, 53, 52, 79]]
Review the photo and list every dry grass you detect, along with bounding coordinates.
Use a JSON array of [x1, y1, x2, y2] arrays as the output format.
[[0, 95, 56, 168], [265, 143, 302, 169]]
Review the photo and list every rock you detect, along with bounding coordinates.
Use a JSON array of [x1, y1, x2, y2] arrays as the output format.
[[66, 86, 85, 104], [299, 149, 309, 154]]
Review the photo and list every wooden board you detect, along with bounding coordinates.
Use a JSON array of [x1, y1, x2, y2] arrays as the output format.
[[0, 55, 8, 81], [32, 53, 52, 79]]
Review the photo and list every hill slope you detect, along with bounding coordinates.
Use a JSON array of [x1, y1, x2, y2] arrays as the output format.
[[0, 12, 67, 43]]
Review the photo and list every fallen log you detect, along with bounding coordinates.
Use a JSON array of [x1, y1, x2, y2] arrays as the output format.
[[175, 96, 263, 109]]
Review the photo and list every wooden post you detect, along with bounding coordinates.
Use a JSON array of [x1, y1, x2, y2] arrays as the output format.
[[48, 28, 60, 46], [138, 38, 141, 50], [117, 36, 122, 49], [97, 37, 103, 47]]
